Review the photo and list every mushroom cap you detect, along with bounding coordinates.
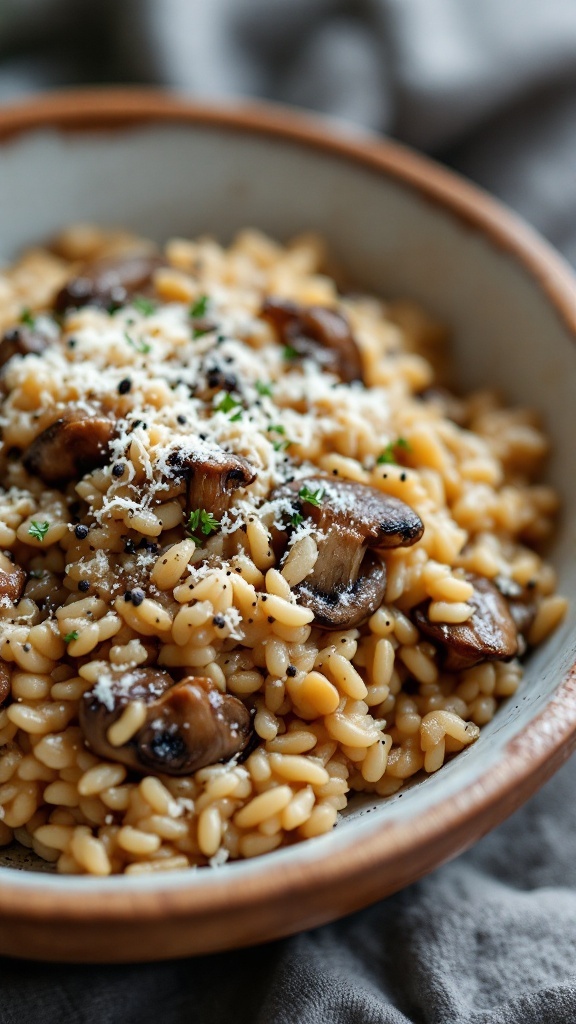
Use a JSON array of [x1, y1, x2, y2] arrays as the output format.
[[79, 667, 253, 777], [22, 407, 115, 485], [278, 476, 424, 551], [262, 297, 364, 384], [413, 572, 519, 672], [54, 251, 163, 314], [0, 562, 26, 609], [0, 323, 51, 370], [166, 445, 256, 518], [272, 476, 424, 630], [0, 663, 10, 707]]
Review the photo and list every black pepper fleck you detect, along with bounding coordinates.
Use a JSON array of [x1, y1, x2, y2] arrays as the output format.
[[131, 588, 145, 607], [112, 464, 125, 478], [213, 615, 226, 628], [74, 524, 89, 540], [118, 378, 132, 395], [78, 580, 90, 593], [286, 665, 297, 677]]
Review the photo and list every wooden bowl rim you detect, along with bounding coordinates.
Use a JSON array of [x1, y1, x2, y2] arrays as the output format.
[[1, 88, 576, 935]]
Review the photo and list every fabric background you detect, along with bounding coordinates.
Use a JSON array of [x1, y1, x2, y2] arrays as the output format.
[[1, 2, 576, 1021]]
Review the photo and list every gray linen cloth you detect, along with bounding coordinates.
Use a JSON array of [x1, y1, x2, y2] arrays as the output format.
[[2, 3, 576, 1021]]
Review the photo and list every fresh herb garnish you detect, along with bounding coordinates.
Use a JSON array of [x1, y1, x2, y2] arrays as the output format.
[[283, 345, 298, 360], [132, 296, 156, 316], [268, 424, 285, 435], [376, 437, 411, 465], [215, 391, 242, 418], [255, 380, 274, 397], [19, 307, 36, 328], [124, 331, 151, 355], [187, 508, 221, 546], [190, 295, 209, 319], [64, 631, 79, 643], [298, 485, 324, 508], [290, 512, 304, 528], [273, 439, 291, 452], [28, 521, 50, 543]]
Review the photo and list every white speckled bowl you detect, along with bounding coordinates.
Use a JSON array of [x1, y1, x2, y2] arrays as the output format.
[[1, 90, 576, 963]]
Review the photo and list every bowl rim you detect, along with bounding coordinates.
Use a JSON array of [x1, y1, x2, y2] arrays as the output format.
[[1, 87, 576, 955]]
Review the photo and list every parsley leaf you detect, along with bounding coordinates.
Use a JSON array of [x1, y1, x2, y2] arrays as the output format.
[[376, 437, 412, 465], [298, 485, 324, 508], [124, 331, 151, 355], [19, 307, 36, 328], [268, 424, 285, 435], [132, 296, 157, 316], [273, 439, 291, 452], [64, 631, 79, 643], [283, 345, 298, 360], [28, 520, 50, 542], [190, 295, 209, 319], [290, 512, 304, 528], [187, 508, 221, 546], [255, 380, 273, 397], [215, 391, 242, 417]]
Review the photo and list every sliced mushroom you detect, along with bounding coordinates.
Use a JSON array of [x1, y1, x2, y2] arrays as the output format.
[[54, 251, 163, 314], [273, 476, 424, 629], [262, 298, 363, 383], [0, 562, 26, 608], [413, 572, 519, 672], [79, 667, 253, 776], [0, 663, 10, 707], [166, 446, 256, 518], [23, 408, 115, 485], [0, 323, 51, 370]]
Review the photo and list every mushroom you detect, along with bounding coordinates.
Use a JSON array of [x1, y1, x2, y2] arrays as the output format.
[[54, 251, 163, 314], [0, 561, 26, 609], [166, 446, 256, 518], [79, 667, 253, 776], [273, 476, 424, 629], [262, 297, 363, 383], [0, 323, 51, 370], [0, 663, 10, 707], [413, 572, 519, 672], [23, 408, 115, 485]]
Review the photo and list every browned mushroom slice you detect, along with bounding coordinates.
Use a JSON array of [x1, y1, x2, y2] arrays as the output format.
[[0, 663, 10, 707], [0, 562, 26, 608], [0, 323, 51, 370], [79, 667, 252, 776], [166, 447, 256, 519], [262, 298, 363, 383], [273, 476, 424, 630], [54, 252, 163, 313], [23, 409, 115, 485], [413, 573, 519, 672]]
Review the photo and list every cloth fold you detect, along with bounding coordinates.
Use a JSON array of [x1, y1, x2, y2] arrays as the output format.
[[1, 3, 576, 1022]]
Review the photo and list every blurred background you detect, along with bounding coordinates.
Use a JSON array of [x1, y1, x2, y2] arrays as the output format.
[[1, 0, 576, 259]]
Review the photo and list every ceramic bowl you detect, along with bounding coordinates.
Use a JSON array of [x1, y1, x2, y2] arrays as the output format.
[[1, 90, 575, 963]]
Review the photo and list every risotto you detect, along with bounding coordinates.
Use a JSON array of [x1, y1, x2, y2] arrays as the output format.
[[0, 224, 567, 876]]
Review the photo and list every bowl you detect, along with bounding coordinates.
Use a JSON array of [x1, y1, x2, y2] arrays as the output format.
[[1, 89, 576, 963]]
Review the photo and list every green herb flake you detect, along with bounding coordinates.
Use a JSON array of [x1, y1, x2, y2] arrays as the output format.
[[376, 437, 412, 465], [268, 424, 285, 435], [273, 439, 291, 452], [215, 391, 242, 416], [255, 380, 274, 397], [190, 295, 209, 319], [19, 307, 36, 328], [283, 345, 299, 361], [187, 508, 221, 546], [298, 485, 324, 508], [132, 296, 157, 316], [28, 520, 50, 543], [290, 512, 304, 528], [124, 331, 151, 355], [64, 631, 79, 643]]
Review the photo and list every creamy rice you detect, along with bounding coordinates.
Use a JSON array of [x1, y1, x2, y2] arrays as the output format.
[[0, 224, 567, 875]]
